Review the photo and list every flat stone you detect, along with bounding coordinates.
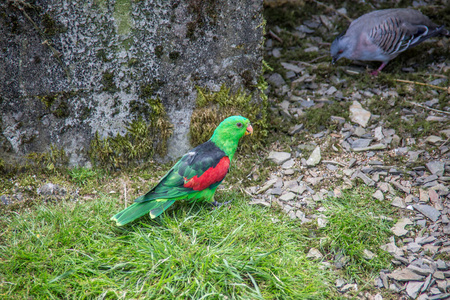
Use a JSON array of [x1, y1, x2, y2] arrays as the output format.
[[290, 184, 307, 195], [391, 197, 406, 208], [372, 190, 384, 201], [362, 249, 377, 260], [281, 159, 295, 169], [425, 135, 443, 144], [267, 73, 286, 88], [437, 260, 448, 271], [354, 171, 376, 187], [391, 218, 413, 236], [388, 268, 425, 281], [380, 242, 403, 256], [306, 146, 321, 167], [351, 138, 372, 148], [296, 210, 305, 221], [279, 192, 296, 201], [281, 62, 303, 73], [413, 204, 441, 222], [407, 264, 432, 276], [419, 189, 429, 202], [256, 179, 277, 194], [289, 124, 304, 135], [349, 101, 371, 128], [407, 242, 422, 253], [426, 161, 445, 177], [422, 274, 433, 293], [317, 217, 328, 228], [335, 278, 346, 288], [415, 236, 436, 245], [248, 200, 271, 207], [374, 126, 384, 141], [434, 271, 445, 280], [406, 281, 424, 299], [391, 181, 411, 194], [268, 151, 291, 165], [306, 248, 323, 260]]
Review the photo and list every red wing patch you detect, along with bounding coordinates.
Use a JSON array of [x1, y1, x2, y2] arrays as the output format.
[[183, 157, 230, 191]]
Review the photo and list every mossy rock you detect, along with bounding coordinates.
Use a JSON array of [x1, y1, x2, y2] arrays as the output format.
[[190, 84, 268, 152]]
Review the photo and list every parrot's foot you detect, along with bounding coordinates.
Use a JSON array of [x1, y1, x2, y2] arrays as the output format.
[[211, 200, 232, 209]]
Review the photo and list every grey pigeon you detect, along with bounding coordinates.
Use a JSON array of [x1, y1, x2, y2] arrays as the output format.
[[331, 8, 449, 75]]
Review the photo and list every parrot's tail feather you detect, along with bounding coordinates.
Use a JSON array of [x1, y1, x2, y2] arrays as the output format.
[[111, 199, 174, 226], [149, 200, 176, 219]]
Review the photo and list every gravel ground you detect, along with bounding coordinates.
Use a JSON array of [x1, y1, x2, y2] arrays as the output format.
[[252, 1, 450, 299]]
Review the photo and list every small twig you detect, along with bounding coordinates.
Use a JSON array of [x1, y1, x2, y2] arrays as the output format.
[[268, 30, 283, 43], [395, 79, 449, 92], [407, 101, 450, 116], [123, 180, 127, 208], [442, 137, 450, 146], [313, 0, 353, 23], [308, 54, 329, 64], [322, 160, 347, 167]]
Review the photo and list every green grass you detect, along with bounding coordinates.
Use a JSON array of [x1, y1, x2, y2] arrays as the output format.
[[319, 187, 395, 283], [0, 191, 337, 299], [0, 169, 395, 300]]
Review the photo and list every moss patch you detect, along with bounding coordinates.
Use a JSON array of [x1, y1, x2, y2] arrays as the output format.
[[189, 84, 268, 152], [89, 98, 173, 170]]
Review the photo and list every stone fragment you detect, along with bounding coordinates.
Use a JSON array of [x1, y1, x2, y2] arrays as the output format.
[[290, 184, 307, 195], [268, 151, 291, 165], [406, 281, 424, 299], [413, 204, 441, 222], [380, 242, 403, 256], [340, 283, 357, 293], [296, 210, 305, 221], [426, 161, 445, 176], [391, 181, 411, 194], [391, 218, 413, 236], [256, 179, 277, 194], [391, 197, 406, 208], [317, 217, 328, 228], [419, 189, 429, 203], [422, 274, 432, 293], [306, 146, 321, 167], [434, 271, 445, 280], [351, 138, 372, 148], [362, 249, 377, 260], [349, 101, 371, 128], [388, 268, 425, 281], [426, 135, 444, 144], [407, 242, 421, 253], [372, 190, 384, 201], [267, 73, 286, 88], [306, 248, 323, 259], [281, 159, 295, 169], [407, 264, 432, 276], [335, 278, 345, 288], [248, 200, 271, 207], [354, 171, 375, 187], [374, 126, 384, 141], [279, 192, 296, 201]]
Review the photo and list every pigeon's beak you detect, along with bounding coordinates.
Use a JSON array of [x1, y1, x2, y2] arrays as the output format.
[[245, 124, 253, 135], [332, 57, 337, 65]]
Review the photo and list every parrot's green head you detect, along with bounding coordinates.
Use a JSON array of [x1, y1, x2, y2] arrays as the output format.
[[210, 115, 253, 159]]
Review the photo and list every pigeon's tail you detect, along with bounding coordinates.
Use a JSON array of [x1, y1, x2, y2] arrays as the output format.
[[111, 199, 176, 226]]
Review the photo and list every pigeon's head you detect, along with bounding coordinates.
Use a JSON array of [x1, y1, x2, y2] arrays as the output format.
[[330, 31, 348, 64]]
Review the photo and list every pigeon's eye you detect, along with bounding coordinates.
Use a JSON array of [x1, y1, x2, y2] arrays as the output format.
[[338, 50, 343, 54], [236, 122, 243, 128]]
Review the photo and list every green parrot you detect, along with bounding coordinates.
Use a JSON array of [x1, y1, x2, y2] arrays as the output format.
[[111, 115, 253, 226]]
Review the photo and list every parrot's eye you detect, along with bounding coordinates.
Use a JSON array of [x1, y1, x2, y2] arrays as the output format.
[[236, 122, 242, 128]]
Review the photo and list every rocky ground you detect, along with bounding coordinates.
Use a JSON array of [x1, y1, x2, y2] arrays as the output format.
[[1, 1, 449, 299], [255, 1, 450, 299]]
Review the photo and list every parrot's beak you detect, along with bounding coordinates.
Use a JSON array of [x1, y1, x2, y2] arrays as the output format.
[[245, 124, 253, 135]]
